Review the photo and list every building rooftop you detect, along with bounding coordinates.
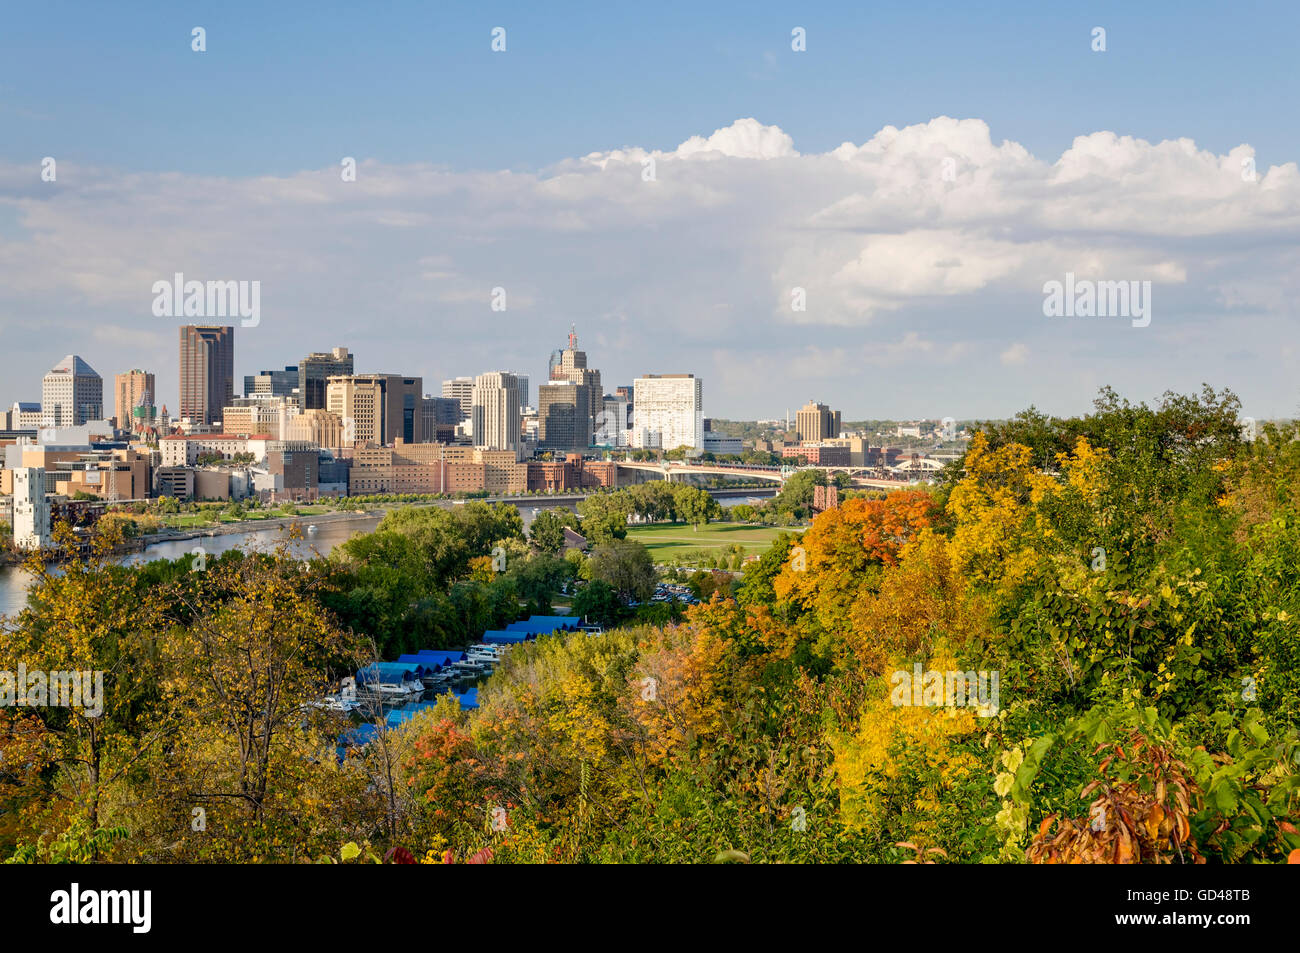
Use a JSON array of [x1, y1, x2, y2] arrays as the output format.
[[46, 354, 100, 378], [160, 433, 274, 441]]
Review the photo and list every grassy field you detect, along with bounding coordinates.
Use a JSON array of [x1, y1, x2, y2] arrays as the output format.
[[625, 521, 798, 560], [159, 503, 334, 530]]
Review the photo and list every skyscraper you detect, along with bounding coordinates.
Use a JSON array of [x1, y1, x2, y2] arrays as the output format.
[[537, 381, 591, 453], [11, 467, 51, 551], [245, 366, 299, 401], [631, 374, 703, 452], [548, 325, 602, 441], [441, 376, 474, 422], [796, 401, 842, 442], [42, 354, 103, 427], [326, 374, 423, 446], [471, 371, 522, 458], [179, 325, 235, 427], [297, 347, 353, 410], [114, 369, 156, 433]]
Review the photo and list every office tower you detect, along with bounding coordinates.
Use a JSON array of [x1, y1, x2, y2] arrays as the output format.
[[471, 371, 522, 457], [547, 325, 602, 440], [441, 377, 475, 421], [114, 369, 157, 434], [284, 408, 346, 450], [537, 381, 591, 453], [796, 400, 842, 442], [42, 355, 103, 427], [179, 325, 235, 427], [8, 402, 43, 430], [12, 467, 51, 551], [515, 374, 530, 411], [615, 385, 634, 429], [326, 374, 423, 446], [297, 347, 353, 411], [222, 394, 299, 439], [598, 394, 629, 447], [427, 396, 461, 425], [631, 374, 703, 452], [244, 366, 299, 400]]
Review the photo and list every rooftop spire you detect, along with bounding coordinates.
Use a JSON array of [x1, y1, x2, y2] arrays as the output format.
[[568, 323, 577, 349]]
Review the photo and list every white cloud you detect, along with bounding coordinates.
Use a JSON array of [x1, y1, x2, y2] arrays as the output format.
[[1, 116, 1297, 417], [1001, 343, 1030, 366]]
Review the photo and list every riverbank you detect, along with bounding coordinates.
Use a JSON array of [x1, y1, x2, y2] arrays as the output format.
[[149, 507, 374, 544]]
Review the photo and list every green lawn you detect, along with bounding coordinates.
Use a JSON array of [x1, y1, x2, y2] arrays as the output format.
[[625, 521, 798, 559], [160, 505, 332, 530]]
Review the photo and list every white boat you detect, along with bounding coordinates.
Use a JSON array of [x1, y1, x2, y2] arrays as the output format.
[[360, 682, 411, 700], [309, 694, 360, 713]]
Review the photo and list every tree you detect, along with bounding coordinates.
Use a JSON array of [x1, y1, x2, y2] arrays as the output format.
[[674, 486, 723, 530], [769, 469, 826, 519], [587, 539, 657, 604], [3, 522, 168, 847], [577, 493, 633, 545], [529, 509, 581, 555], [159, 543, 361, 848], [571, 579, 625, 628], [507, 554, 574, 612]]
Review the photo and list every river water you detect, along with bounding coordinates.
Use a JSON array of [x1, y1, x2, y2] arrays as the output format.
[[0, 492, 770, 617]]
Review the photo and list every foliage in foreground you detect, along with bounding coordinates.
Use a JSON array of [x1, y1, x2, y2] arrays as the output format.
[[2, 387, 1299, 863]]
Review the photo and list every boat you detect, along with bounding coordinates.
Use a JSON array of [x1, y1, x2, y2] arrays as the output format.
[[309, 694, 360, 713]]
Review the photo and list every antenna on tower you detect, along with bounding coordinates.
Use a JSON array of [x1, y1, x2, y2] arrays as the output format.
[[568, 323, 577, 349]]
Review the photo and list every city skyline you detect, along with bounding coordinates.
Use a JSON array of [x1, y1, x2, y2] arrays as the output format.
[[3, 3, 1299, 420]]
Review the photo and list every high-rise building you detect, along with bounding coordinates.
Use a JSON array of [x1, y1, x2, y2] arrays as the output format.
[[326, 374, 423, 447], [424, 396, 461, 425], [441, 377, 475, 421], [42, 355, 103, 428], [515, 374, 530, 411], [245, 366, 299, 401], [548, 325, 602, 441], [297, 348, 354, 411], [471, 371, 522, 458], [537, 381, 592, 453], [179, 325, 235, 427], [11, 467, 51, 551], [284, 408, 346, 450], [598, 394, 630, 447], [796, 401, 842, 443], [8, 402, 42, 430], [114, 369, 156, 433], [615, 385, 634, 430], [632, 374, 703, 452]]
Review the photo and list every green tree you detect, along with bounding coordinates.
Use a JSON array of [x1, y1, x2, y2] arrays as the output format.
[[587, 539, 657, 604], [577, 493, 632, 545], [529, 509, 581, 555]]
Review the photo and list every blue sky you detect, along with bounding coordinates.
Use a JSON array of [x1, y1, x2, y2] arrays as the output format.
[[6, 1, 1297, 175], [2, 1, 1299, 420]]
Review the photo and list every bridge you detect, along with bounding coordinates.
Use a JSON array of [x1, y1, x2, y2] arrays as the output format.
[[614, 461, 922, 490]]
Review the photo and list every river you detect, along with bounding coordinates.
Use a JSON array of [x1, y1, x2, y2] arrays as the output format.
[[0, 490, 772, 617]]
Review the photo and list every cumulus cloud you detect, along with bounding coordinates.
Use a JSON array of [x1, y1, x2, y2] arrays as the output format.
[[1001, 343, 1030, 366], [0, 116, 1296, 417]]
